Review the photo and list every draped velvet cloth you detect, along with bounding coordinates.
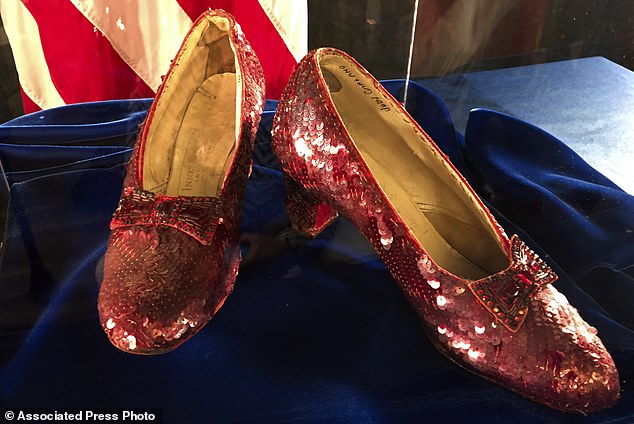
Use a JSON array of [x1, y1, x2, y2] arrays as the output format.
[[0, 61, 632, 423]]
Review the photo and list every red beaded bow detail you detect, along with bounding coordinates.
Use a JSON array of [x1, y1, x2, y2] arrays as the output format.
[[111, 187, 222, 245], [468, 235, 557, 332]]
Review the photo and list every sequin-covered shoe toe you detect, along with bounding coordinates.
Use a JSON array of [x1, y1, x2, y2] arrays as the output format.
[[271, 48, 619, 412], [98, 10, 265, 354]]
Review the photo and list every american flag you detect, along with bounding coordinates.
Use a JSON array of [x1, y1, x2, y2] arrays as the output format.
[[0, 0, 307, 113]]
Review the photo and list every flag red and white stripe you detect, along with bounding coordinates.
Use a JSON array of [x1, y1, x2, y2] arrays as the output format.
[[1, 0, 307, 113]]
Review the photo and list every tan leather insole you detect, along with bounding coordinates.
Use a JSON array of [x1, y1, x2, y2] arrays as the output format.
[[142, 17, 238, 198], [165, 73, 236, 196], [320, 56, 508, 280]]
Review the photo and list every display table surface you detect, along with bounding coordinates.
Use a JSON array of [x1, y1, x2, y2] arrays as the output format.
[[420, 56, 634, 194], [0, 57, 632, 423]]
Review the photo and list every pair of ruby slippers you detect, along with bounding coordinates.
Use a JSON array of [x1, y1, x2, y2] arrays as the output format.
[[98, 10, 619, 413]]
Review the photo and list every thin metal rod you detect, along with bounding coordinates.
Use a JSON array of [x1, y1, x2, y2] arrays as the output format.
[[403, 0, 420, 107]]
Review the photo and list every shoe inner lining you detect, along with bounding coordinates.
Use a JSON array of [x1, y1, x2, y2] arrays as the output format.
[[142, 15, 240, 197], [319, 54, 508, 280]]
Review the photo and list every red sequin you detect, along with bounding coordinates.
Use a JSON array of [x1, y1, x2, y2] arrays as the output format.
[[98, 10, 265, 354], [111, 187, 223, 245], [469, 235, 557, 332], [271, 47, 619, 413]]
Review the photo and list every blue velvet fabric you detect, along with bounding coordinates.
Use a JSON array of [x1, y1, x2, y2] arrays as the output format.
[[0, 75, 632, 423]]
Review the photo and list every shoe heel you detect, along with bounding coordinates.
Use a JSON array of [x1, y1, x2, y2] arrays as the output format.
[[285, 177, 338, 238]]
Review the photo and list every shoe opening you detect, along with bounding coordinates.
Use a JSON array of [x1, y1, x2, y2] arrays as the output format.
[[317, 50, 509, 280]]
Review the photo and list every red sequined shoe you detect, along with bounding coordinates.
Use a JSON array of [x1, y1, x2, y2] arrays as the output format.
[[271, 48, 619, 413], [98, 10, 265, 354]]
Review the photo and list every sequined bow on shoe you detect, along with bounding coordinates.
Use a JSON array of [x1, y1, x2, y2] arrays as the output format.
[[271, 47, 619, 413], [98, 10, 265, 354]]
